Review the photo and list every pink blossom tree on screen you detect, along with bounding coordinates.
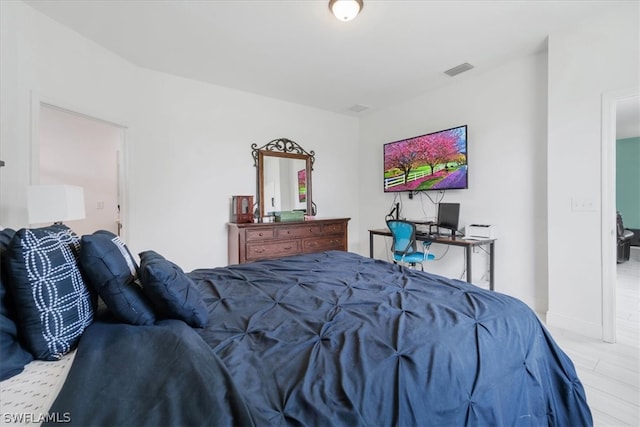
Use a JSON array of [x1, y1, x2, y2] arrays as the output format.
[[384, 138, 426, 182], [420, 130, 461, 175]]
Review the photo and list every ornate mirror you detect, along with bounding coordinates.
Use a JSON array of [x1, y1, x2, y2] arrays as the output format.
[[252, 138, 315, 221]]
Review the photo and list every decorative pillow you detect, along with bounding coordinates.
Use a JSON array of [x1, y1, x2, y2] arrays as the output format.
[[5, 225, 93, 361], [0, 228, 34, 380], [138, 250, 209, 328], [80, 231, 155, 325]]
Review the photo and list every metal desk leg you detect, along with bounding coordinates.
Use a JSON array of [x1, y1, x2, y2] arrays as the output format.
[[466, 245, 472, 284], [489, 242, 495, 291], [369, 232, 374, 258]]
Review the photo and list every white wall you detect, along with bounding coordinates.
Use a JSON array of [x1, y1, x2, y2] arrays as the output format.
[[1, 1, 137, 228], [358, 53, 549, 310], [546, 4, 640, 337], [0, 1, 359, 271], [129, 69, 358, 270]]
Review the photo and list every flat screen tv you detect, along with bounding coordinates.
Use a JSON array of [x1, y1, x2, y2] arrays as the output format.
[[383, 125, 467, 192]]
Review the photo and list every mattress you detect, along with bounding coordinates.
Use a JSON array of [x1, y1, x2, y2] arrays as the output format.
[[0, 350, 75, 426]]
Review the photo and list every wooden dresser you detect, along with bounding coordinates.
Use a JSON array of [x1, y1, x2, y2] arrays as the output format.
[[228, 217, 350, 264]]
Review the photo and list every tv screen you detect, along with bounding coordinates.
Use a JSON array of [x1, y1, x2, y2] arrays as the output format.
[[383, 125, 467, 192]]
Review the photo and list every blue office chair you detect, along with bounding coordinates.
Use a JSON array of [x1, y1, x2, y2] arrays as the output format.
[[386, 219, 435, 270]]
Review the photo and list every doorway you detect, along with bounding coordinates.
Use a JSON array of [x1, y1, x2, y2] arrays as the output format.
[[601, 88, 640, 343], [34, 103, 127, 238]]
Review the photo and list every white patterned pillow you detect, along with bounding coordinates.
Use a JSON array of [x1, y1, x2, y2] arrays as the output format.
[[5, 224, 93, 360]]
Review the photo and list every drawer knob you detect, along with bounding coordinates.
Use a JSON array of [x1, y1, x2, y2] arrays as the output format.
[[258, 232, 264, 236]]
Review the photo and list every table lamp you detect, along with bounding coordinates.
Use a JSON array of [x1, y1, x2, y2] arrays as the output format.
[[27, 185, 86, 225]]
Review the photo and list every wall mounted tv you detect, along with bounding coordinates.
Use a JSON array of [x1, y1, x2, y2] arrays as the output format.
[[383, 125, 468, 192]]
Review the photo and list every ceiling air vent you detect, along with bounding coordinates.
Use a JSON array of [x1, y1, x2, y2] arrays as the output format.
[[444, 63, 474, 77], [348, 104, 369, 113]]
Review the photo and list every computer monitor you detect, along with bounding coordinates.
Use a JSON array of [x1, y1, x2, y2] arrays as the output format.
[[437, 203, 460, 237]]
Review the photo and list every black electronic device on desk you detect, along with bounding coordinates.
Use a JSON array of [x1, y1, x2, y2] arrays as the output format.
[[431, 202, 460, 238]]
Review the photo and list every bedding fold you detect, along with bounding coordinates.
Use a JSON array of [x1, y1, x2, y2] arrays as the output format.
[[44, 319, 254, 427]]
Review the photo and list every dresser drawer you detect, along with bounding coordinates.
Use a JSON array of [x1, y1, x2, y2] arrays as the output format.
[[246, 228, 275, 241], [322, 222, 345, 235], [246, 240, 300, 260], [302, 236, 346, 252], [276, 225, 322, 239]]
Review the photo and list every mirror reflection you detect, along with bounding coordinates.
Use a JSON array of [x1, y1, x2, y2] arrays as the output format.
[[262, 156, 308, 215]]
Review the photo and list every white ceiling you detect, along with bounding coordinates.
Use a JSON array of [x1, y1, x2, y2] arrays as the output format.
[[24, 0, 638, 130]]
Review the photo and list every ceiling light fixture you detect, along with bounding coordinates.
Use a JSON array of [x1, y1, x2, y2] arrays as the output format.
[[329, 0, 363, 22]]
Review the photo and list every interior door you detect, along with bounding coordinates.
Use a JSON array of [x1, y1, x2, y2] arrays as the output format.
[[37, 104, 125, 237]]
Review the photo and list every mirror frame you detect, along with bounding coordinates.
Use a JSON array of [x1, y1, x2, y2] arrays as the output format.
[[252, 138, 315, 222]]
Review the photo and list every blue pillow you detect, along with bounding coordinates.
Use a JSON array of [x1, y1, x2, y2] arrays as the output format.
[[5, 225, 93, 361], [139, 251, 209, 328], [80, 231, 155, 325], [0, 228, 34, 379]]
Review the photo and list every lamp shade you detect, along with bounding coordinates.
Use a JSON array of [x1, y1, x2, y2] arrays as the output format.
[[27, 185, 86, 224]]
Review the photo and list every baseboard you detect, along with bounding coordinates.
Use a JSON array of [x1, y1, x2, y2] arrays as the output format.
[[545, 311, 602, 339]]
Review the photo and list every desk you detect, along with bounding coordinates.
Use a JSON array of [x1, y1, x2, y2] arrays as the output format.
[[369, 229, 496, 290]]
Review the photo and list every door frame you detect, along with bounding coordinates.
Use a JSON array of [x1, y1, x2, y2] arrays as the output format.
[[29, 92, 130, 242], [601, 86, 639, 343]]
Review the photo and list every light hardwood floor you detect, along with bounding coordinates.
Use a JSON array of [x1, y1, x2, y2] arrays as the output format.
[[546, 246, 640, 427]]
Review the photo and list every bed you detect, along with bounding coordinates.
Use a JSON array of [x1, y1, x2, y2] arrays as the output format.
[[1, 226, 592, 426]]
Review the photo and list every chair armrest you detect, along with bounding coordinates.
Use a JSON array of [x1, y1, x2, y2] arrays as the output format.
[[622, 230, 634, 240]]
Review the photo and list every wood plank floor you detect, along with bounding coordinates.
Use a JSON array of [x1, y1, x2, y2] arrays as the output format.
[[546, 246, 640, 427]]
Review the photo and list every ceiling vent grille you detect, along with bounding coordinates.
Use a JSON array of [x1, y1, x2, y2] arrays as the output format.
[[348, 104, 369, 113], [444, 63, 474, 77]]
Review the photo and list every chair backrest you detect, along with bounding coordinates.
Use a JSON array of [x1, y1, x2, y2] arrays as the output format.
[[617, 211, 624, 238], [386, 220, 417, 256]]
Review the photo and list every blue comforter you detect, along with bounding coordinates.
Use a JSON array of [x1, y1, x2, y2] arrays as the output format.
[[47, 250, 591, 426]]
